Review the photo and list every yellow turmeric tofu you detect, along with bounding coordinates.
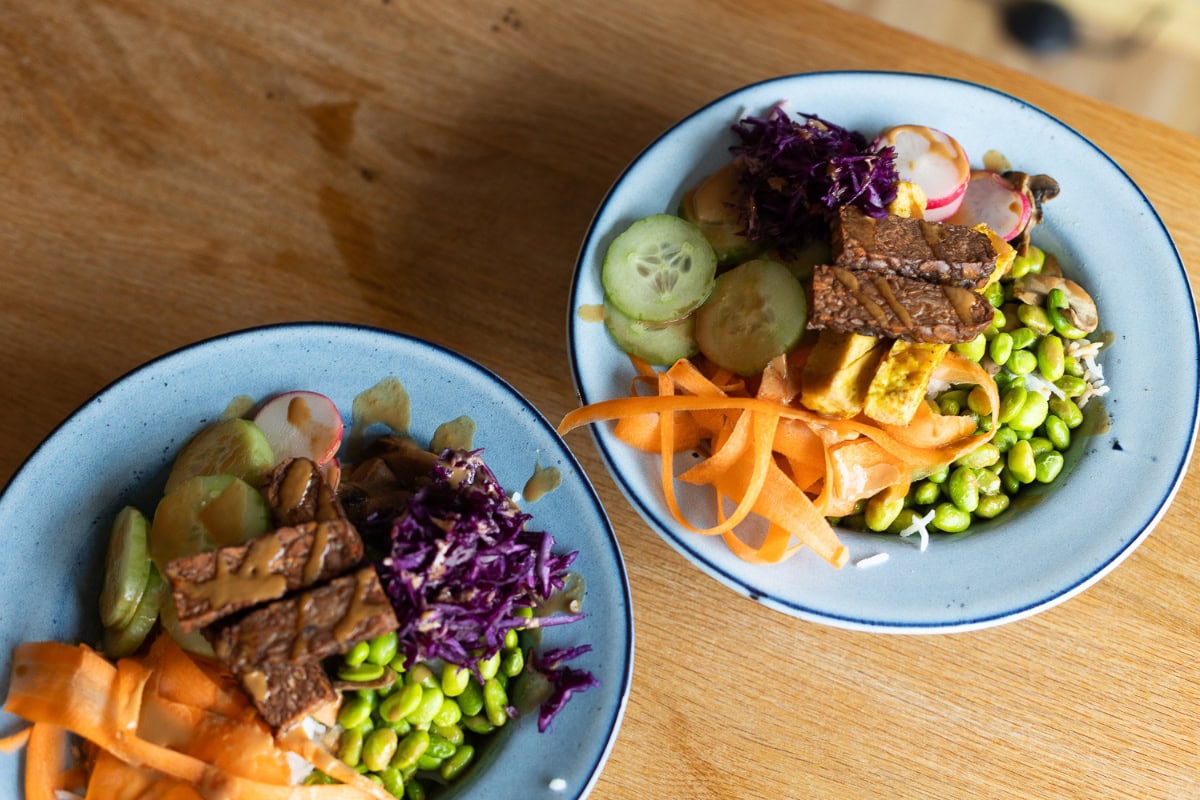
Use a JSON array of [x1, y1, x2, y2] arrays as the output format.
[[887, 181, 927, 220], [976, 224, 1015, 288], [800, 331, 890, 418], [863, 341, 950, 426]]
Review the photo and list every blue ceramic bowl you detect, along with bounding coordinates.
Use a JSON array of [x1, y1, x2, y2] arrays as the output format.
[[568, 71, 1199, 632], [0, 322, 633, 798]]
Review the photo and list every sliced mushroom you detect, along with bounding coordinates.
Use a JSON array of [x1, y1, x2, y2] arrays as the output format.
[[1012, 273, 1098, 333], [1001, 171, 1060, 252]]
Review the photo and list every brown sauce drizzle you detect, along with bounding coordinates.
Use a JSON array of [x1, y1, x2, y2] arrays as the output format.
[[522, 463, 562, 503], [333, 568, 392, 644], [833, 268, 888, 327], [941, 286, 978, 324], [576, 304, 605, 323], [188, 536, 288, 612], [349, 377, 412, 457], [871, 276, 914, 328], [302, 523, 332, 586], [242, 669, 270, 704], [431, 416, 476, 453]]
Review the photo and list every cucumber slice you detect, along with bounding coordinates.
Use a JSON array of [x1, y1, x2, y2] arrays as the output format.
[[601, 214, 717, 322], [149, 474, 272, 570], [103, 563, 164, 659], [98, 506, 152, 630], [603, 300, 698, 366], [694, 259, 808, 376], [165, 418, 276, 493]]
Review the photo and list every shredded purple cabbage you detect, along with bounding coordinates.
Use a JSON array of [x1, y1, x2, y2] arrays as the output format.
[[730, 106, 899, 251], [529, 645, 600, 733], [375, 448, 596, 729]]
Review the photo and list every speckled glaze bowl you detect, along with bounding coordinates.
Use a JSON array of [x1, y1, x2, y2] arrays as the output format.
[[0, 322, 633, 798], [568, 71, 1199, 632]]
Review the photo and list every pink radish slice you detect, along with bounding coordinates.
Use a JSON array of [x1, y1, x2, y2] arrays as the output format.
[[253, 390, 344, 465], [875, 125, 970, 222], [948, 170, 1032, 240]]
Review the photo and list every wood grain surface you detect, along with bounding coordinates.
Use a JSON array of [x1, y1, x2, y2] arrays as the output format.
[[1, 1, 1198, 798]]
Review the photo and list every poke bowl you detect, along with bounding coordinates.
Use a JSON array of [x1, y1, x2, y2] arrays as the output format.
[[565, 71, 1199, 632], [0, 322, 633, 798]]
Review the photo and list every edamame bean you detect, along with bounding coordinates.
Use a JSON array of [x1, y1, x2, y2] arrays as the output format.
[[1055, 375, 1087, 397], [937, 389, 968, 416], [416, 754, 444, 771], [947, 467, 979, 513], [425, 733, 457, 760], [432, 697, 462, 728], [338, 695, 374, 730], [1001, 465, 1022, 494], [1009, 391, 1049, 432], [504, 628, 520, 650], [405, 779, 426, 800], [406, 663, 437, 689], [887, 508, 921, 535], [432, 722, 464, 746], [911, 480, 941, 506], [406, 685, 445, 729], [865, 490, 905, 532], [338, 662, 385, 683], [974, 493, 1011, 519], [476, 651, 501, 682], [378, 767, 405, 798], [1007, 440, 1037, 484], [1048, 397, 1084, 429], [1044, 415, 1071, 450], [988, 331, 1014, 366], [926, 464, 950, 484], [457, 679, 484, 717], [363, 728, 399, 772], [931, 502, 971, 533], [461, 714, 495, 735], [956, 443, 1000, 470], [391, 730, 430, 771], [1037, 333, 1065, 381], [1009, 326, 1038, 350], [440, 745, 475, 782], [1010, 245, 1045, 278], [1035, 451, 1065, 483], [967, 385, 992, 417], [338, 728, 364, 768], [441, 664, 470, 698], [483, 678, 508, 727], [381, 683, 424, 723], [1063, 355, 1085, 378], [984, 281, 1005, 310], [1007, 349, 1037, 376], [367, 632, 399, 667], [953, 333, 987, 362], [1028, 436, 1054, 457], [975, 468, 1002, 496], [1017, 304, 1053, 335], [344, 641, 371, 668], [501, 647, 525, 678], [1046, 288, 1088, 339], [991, 425, 1018, 453], [997, 384, 1027, 425]]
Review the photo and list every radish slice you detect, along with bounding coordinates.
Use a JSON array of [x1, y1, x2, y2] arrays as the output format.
[[875, 125, 970, 222], [253, 390, 344, 465], [948, 170, 1032, 240]]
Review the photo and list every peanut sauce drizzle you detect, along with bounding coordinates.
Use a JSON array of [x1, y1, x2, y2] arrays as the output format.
[[332, 568, 393, 645], [187, 535, 288, 612]]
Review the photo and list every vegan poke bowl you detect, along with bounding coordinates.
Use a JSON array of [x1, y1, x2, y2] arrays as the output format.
[[564, 71, 1198, 631], [0, 323, 632, 799]]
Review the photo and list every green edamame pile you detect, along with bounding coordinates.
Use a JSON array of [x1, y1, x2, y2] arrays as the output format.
[[846, 244, 1103, 538], [304, 627, 529, 798]]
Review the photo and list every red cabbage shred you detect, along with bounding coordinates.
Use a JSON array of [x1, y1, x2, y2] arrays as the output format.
[[375, 448, 595, 729], [730, 106, 899, 251]]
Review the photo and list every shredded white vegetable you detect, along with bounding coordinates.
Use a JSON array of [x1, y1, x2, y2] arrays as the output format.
[[899, 508, 935, 552], [855, 552, 891, 568]]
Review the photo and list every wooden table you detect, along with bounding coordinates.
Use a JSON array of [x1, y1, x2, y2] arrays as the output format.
[[3, 1, 1198, 797]]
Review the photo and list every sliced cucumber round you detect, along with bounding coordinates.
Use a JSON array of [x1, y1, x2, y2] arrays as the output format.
[[103, 563, 164, 659], [603, 300, 698, 366], [694, 259, 808, 376], [149, 474, 272, 570], [165, 417, 275, 493], [601, 214, 717, 322], [99, 506, 152, 630]]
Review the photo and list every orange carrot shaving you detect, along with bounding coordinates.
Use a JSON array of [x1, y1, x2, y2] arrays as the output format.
[[0, 726, 31, 753], [24, 722, 69, 800], [3, 635, 392, 800], [558, 351, 997, 566]]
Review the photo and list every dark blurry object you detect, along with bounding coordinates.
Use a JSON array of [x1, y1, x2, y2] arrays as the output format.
[[1001, 0, 1077, 55]]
